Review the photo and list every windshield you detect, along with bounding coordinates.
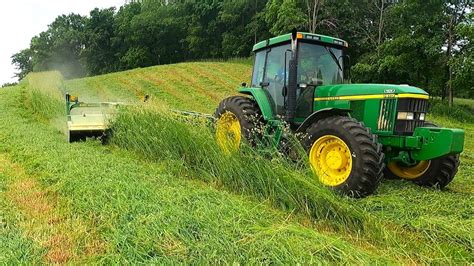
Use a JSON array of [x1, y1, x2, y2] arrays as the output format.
[[298, 42, 344, 85]]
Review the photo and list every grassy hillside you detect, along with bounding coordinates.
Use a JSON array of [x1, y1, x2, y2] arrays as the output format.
[[1, 62, 473, 264], [66, 62, 252, 113]]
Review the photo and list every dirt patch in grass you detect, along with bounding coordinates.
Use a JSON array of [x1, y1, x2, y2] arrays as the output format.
[[0, 154, 106, 264]]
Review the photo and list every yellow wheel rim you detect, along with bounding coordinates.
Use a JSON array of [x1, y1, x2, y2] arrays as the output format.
[[309, 135, 352, 187], [216, 112, 241, 153], [387, 161, 431, 179]]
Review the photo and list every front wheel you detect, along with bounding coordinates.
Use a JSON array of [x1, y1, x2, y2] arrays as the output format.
[[214, 96, 262, 153], [386, 155, 460, 188], [385, 122, 460, 188], [302, 116, 384, 198]]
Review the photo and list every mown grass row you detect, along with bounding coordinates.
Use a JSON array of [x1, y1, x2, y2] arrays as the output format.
[[0, 171, 43, 264], [66, 62, 252, 113]]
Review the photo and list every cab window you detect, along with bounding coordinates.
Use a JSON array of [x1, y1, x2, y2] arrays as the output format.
[[263, 44, 291, 115], [298, 42, 343, 86], [251, 50, 266, 87]]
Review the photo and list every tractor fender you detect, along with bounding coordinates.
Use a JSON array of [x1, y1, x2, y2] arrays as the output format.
[[239, 87, 274, 121], [296, 108, 351, 133]]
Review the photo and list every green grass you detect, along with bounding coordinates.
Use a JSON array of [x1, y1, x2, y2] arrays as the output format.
[[0, 86, 389, 264], [0, 62, 473, 264], [110, 107, 366, 229], [430, 99, 474, 123], [66, 62, 252, 113], [0, 172, 43, 264], [454, 97, 474, 108]]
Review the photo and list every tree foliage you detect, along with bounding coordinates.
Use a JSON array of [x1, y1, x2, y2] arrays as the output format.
[[11, 0, 472, 99], [28, 14, 87, 79], [451, 12, 474, 98], [11, 49, 33, 80]]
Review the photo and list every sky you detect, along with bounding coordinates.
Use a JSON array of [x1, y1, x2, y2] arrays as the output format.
[[0, 0, 125, 85]]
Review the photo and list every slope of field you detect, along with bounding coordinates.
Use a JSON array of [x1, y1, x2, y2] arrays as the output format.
[[1, 62, 473, 264], [66, 62, 251, 113]]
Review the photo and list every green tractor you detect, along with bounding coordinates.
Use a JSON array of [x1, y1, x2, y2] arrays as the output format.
[[214, 30, 465, 197]]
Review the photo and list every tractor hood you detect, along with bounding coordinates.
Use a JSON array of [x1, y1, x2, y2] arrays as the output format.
[[315, 84, 428, 99]]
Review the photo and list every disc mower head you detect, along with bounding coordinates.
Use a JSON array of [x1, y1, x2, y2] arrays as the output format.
[[66, 93, 121, 143]]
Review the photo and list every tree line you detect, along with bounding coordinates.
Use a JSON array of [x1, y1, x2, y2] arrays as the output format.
[[11, 0, 473, 103]]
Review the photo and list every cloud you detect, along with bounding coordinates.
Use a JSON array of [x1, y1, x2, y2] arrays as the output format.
[[0, 0, 124, 85]]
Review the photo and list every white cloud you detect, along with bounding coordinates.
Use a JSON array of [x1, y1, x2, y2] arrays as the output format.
[[0, 0, 124, 85]]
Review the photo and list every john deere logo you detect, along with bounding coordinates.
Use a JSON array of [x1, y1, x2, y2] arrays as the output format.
[[385, 89, 396, 93]]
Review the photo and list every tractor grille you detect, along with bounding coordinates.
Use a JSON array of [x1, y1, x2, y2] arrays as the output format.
[[394, 98, 429, 135], [377, 99, 397, 132]]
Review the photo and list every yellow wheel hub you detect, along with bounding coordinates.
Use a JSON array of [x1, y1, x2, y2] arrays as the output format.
[[309, 135, 352, 187], [216, 112, 241, 153], [387, 161, 431, 179]]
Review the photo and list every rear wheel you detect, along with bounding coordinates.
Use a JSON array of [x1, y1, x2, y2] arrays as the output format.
[[302, 116, 384, 197], [214, 96, 262, 153], [385, 122, 460, 188]]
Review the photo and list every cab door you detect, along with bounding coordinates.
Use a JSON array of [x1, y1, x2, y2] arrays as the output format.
[[251, 44, 291, 117]]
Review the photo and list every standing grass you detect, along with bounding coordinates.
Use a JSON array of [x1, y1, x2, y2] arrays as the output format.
[[110, 107, 366, 230], [22, 71, 65, 119]]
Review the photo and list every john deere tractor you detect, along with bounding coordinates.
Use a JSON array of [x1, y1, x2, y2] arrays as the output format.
[[215, 30, 465, 197]]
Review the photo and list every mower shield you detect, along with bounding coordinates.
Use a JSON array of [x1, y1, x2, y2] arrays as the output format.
[[66, 94, 122, 142]]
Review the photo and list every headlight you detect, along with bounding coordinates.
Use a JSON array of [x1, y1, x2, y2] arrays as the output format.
[[419, 113, 425, 121], [397, 112, 415, 120]]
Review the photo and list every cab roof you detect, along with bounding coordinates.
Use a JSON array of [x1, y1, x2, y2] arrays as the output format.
[[252, 32, 348, 52]]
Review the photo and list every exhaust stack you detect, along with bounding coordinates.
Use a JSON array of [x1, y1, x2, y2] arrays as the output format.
[[286, 29, 299, 121]]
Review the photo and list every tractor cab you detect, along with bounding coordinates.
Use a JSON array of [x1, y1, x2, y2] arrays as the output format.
[[250, 32, 349, 120]]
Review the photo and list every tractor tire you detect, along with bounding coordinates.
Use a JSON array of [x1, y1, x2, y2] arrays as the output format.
[[214, 96, 263, 152], [302, 116, 384, 198], [385, 122, 460, 188]]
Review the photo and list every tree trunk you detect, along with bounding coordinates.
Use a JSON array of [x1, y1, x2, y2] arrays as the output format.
[[306, 0, 323, 33], [377, 0, 385, 47], [448, 68, 453, 107], [446, 15, 454, 107], [254, 0, 258, 44]]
